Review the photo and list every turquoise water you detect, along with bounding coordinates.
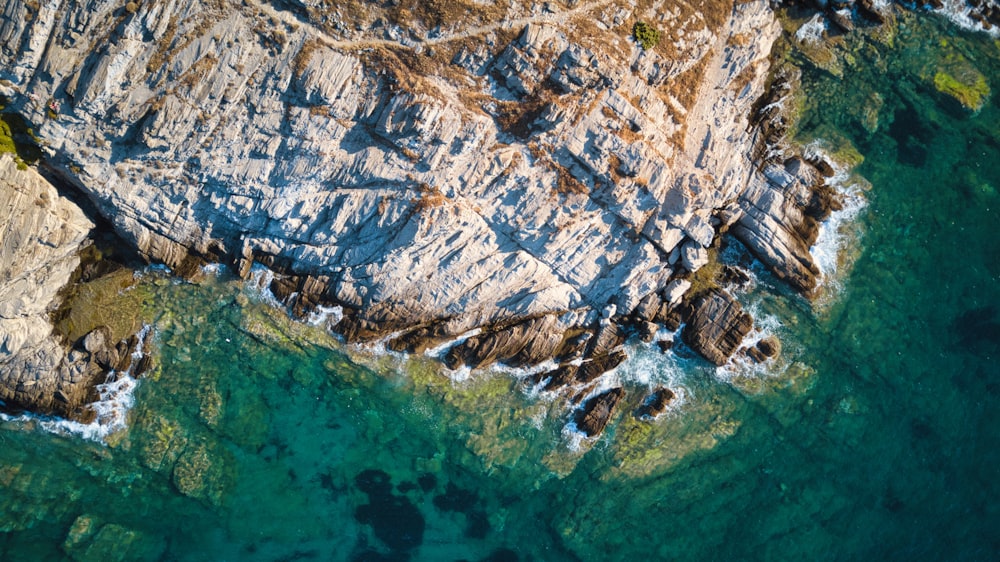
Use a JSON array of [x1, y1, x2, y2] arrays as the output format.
[[2, 12, 999, 561]]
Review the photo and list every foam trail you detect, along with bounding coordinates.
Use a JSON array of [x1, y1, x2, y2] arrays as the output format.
[[1, 325, 152, 443], [932, 0, 1000, 37], [307, 304, 343, 328], [804, 144, 868, 303], [613, 342, 692, 415], [423, 328, 482, 359], [795, 14, 827, 44], [245, 263, 282, 307], [714, 305, 783, 382], [561, 421, 589, 452], [199, 262, 226, 277]]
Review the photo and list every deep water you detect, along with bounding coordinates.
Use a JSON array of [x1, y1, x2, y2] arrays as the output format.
[[2, 13, 999, 562]]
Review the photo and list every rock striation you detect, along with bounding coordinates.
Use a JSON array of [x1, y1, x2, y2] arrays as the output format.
[[0, 0, 846, 427], [0, 154, 97, 417]]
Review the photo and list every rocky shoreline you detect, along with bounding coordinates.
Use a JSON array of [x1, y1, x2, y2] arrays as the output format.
[[0, 0, 870, 433]]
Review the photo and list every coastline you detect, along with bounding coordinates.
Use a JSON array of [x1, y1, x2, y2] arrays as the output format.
[[1, 5, 998, 560], [0, 0, 985, 433], [0, 0, 813, 427]]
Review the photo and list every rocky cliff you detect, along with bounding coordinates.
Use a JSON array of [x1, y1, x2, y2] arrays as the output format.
[[0, 154, 97, 416], [0, 0, 844, 417]]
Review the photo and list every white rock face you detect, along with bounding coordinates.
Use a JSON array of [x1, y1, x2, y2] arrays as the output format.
[[0, 155, 92, 356], [0, 0, 798, 372], [0, 154, 96, 414]]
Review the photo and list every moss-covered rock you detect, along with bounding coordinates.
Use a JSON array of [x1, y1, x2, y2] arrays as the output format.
[[63, 519, 165, 562], [932, 67, 990, 112], [171, 439, 233, 506]]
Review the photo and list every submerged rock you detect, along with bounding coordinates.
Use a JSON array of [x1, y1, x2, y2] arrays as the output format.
[[931, 64, 990, 113], [354, 470, 425, 552]]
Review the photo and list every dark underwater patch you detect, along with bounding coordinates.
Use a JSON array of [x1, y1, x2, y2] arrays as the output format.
[[354, 470, 425, 553], [952, 305, 1000, 349], [887, 104, 930, 167]]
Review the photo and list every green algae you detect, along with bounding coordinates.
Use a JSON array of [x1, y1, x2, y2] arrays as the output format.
[[932, 68, 990, 112], [54, 268, 147, 344]]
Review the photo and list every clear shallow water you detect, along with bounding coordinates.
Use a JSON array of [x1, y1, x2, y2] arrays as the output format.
[[2, 13, 999, 561]]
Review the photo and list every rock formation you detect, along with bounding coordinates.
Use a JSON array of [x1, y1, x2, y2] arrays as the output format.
[[0, 154, 96, 417], [680, 289, 754, 366], [636, 386, 676, 418], [0, 0, 852, 428], [575, 387, 624, 437]]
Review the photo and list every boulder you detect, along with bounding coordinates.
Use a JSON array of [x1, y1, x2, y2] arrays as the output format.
[[680, 241, 709, 272], [575, 387, 624, 437], [681, 290, 754, 365], [636, 386, 676, 418], [747, 335, 782, 363]]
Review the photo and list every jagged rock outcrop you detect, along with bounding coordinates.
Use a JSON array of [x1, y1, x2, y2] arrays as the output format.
[[746, 335, 781, 363], [0, 0, 830, 413], [680, 289, 754, 366], [732, 157, 842, 294], [0, 154, 97, 417], [636, 386, 676, 418], [575, 387, 624, 437]]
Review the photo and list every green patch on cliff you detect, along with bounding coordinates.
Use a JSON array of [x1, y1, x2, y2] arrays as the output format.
[[632, 22, 661, 50], [0, 99, 44, 169]]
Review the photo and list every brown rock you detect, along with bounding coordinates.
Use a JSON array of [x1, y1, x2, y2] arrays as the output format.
[[444, 315, 563, 370], [681, 290, 753, 365], [575, 387, 624, 437], [636, 386, 676, 418], [637, 321, 658, 343], [757, 335, 780, 357], [540, 348, 628, 392], [732, 158, 843, 295]]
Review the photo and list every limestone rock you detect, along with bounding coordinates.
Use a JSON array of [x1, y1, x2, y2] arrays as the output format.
[[732, 158, 841, 295], [0, 154, 97, 417], [0, 0, 803, 387]]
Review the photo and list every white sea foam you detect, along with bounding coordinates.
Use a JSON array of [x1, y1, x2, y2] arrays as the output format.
[[423, 328, 482, 359], [714, 305, 783, 382], [803, 144, 869, 305], [1, 325, 152, 443], [561, 421, 589, 452], [307, 304, 343, 329], [442, 365, 472, 383], [199, 262, 226, 276], [795, 15, 827, 44], [493, 358, 561, 379], [245, 263, 283, 307], [931, 0, 1000, 37]]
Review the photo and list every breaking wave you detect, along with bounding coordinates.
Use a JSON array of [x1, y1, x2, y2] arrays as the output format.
[[1, 325, 152, 443]]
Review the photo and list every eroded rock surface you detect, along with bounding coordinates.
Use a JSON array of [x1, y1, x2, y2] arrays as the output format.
[[0, 0, 836, 406], [681, 289, 754, 366], [575, 387, 624, 437], [0, 154, 96, 416]]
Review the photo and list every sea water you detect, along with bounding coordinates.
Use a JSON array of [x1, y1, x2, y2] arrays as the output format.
[[2, 12, 999, 561]]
